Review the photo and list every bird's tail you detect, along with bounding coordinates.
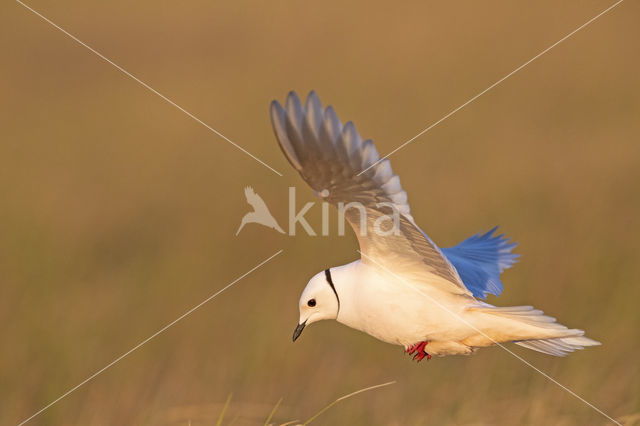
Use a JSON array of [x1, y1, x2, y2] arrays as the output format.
[[468, 305, 600, 356], [513, 335, 600, 356]]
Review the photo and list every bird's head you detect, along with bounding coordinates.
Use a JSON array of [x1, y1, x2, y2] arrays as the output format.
[[292, 268, 340, 342]]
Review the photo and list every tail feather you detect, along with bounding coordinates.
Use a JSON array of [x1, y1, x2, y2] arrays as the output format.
[[515, 336, 601, 357], [470, 305, 600, 356], [479, 305, 559, 327]]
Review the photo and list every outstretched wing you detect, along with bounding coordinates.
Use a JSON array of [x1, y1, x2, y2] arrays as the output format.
[[442, 227, 519, 299], [270, 91, 471, 296]]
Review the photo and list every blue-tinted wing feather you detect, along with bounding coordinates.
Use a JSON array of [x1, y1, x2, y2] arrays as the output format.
[[441, 227, 519, 299]]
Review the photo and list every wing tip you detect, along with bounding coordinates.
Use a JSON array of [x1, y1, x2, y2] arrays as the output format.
[[270, 95, 304, 172]]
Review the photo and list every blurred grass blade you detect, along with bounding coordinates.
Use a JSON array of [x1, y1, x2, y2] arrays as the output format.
[[216, 393, 233, 426], [302, 381, 395, 425], [264, 397, 283, 425]]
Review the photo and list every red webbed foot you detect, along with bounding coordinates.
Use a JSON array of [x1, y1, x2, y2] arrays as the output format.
[[406, 341, 431, 362]]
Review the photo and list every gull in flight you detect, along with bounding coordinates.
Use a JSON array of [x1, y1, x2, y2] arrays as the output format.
[[236, 186, 285, 236], [271, 91, 599, 360]]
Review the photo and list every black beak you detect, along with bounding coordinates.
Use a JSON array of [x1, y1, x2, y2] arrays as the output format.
[[292, 320, 306, 342]]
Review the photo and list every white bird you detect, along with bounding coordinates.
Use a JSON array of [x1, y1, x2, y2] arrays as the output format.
[[236, 186, 285, 236], [271, 91, 600, 360]]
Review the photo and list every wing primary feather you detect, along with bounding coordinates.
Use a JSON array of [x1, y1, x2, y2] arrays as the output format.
[[323, 106, 343, 145], [286, 91, 305, 136], [305, 91, 324, 138], [270, 101, 302, 171]]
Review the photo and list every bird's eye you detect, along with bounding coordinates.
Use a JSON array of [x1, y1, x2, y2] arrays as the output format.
[[307, 299, 316, 307]]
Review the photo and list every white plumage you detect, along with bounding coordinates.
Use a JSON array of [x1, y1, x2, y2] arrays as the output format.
[[273, 91, 599, 359]]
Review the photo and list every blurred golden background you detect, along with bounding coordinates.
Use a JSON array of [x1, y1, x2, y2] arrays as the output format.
[[1, 0, 639, 424]]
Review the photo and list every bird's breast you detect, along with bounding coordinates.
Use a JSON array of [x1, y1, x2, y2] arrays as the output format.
[[337, 272, 472, 346]]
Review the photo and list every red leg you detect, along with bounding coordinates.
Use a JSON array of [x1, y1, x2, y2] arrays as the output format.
[[406, 343, 418, 355], [406, 341, 431, 362]]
